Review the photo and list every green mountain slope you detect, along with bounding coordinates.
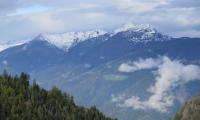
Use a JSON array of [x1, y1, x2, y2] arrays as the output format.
[[173, 94, 200, 120], [0, 71, 116, 120]]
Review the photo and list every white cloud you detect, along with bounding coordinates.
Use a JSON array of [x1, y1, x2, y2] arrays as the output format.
[[106, 0, 168, 14], [111, 94, 126, 102], [2, 60, 8, 65], [79, 3, 100, 9], [116, 56, 200, 112], [175, 15, 200, 27], [0, 1, 19, 16], [118, 58, 161, 72], [168, 0, 200, 8], [25, 12, 65, 32], [174, 30, 200, 38]]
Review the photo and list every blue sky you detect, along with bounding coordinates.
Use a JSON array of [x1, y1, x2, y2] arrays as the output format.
[[0, 0, 200, 42], [7, 5, 51, 16]]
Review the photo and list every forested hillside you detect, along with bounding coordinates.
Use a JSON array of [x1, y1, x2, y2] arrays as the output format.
[[173, 94, 200, 120], [0, 71, 116, 120]]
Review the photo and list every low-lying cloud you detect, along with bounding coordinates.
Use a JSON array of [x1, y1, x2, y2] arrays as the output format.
[[118, 58, 161, 72], [115, 56, 200, 112]]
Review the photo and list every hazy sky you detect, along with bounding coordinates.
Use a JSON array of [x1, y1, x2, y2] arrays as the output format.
[[0, 0, 200, 42]]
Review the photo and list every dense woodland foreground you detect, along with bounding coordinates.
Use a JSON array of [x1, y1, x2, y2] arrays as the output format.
[[0, 71, 116, 120]]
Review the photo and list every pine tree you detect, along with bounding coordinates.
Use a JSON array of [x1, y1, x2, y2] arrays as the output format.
[[0, 71, 117, 120]]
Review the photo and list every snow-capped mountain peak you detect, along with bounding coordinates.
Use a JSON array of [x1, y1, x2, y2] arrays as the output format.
[[0, 24, 171, 53], [114, 23, 171, 43], [36, 30, 107, 51], [114, 23, 157, 34]]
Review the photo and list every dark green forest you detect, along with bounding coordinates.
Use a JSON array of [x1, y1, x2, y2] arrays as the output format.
[[0, 71, 116, 120], [173, 94, 200, 120]]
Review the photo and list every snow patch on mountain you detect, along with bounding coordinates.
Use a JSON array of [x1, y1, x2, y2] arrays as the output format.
[[0, 41, 26, 52], [37, 30, 107, 51], [114, 23, 171, 43], [114, 23, 157, 34]]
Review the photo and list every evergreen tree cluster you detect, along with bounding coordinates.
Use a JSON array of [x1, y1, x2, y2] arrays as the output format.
[[173, 94, 200, 120], [0, 71, 117, 120]]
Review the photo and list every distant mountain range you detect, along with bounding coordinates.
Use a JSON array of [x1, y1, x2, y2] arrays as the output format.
[[0, 23, 200, 120]]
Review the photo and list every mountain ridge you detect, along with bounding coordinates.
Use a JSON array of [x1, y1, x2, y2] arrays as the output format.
[[0, 23, 172, 53]]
